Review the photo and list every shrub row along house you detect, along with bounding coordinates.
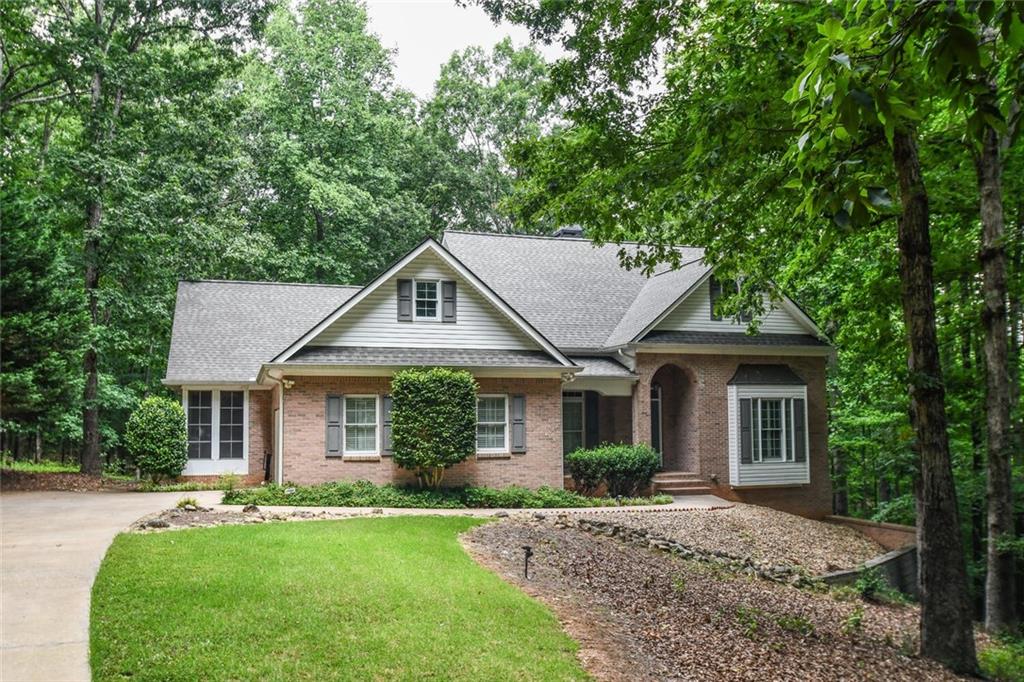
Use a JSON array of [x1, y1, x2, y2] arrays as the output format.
[[165, 230, 833, 516]]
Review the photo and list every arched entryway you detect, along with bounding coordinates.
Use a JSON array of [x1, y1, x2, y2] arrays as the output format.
[[650, 364, 698, 472]]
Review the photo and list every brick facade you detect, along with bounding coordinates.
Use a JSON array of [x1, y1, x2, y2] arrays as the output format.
[[632, 352, 831, 518], [278, 375, 564, 488]]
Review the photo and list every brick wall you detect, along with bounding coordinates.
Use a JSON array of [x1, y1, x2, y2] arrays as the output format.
[[280, 375, 564, 489], [633, 352, 832, 518]]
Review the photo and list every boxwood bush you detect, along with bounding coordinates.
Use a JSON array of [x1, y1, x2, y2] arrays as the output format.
[[565, 444, 661, 497], [391, 367, 477, 489], [124, 396, 188, 484]]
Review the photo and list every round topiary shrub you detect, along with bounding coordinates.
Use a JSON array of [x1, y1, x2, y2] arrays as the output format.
[[390, 367, 477, 488], [124, 396, 188, 484], [566, 443, 661, 497]]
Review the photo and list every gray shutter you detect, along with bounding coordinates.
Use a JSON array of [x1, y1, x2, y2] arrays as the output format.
[[793, 398, 807, 463], [381, 395, 393, 455], [441, 280, 457, 323], [709, 276, 723, 320], [397, 279, 412, 321], [326, 395, 343, 456], [739, 397, 753, 464], [510, 394, 526, 454], [583, 391, 599, 448]]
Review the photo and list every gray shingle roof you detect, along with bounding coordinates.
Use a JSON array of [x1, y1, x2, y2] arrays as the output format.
[[165, 281, 360, 383], [641, 331, 827, 346], [443, 231, 710, 350], [728, 364, 807, 385], [569, 356, 636, 378], [287, 346, 566, 368]]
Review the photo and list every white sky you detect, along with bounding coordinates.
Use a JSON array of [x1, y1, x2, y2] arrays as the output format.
[[363, 0, 564, 100]]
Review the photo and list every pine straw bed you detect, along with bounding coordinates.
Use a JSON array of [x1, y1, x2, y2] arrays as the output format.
[[463, 519, 972, 682]]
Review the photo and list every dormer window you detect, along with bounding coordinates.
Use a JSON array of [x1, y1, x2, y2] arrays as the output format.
[[414, 280, 440, 320], [709, 275, 752, 323]]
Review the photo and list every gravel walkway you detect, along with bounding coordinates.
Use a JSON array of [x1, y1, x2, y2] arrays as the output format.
[[464, 519, 965, 682], [576, 503, 883, 574]]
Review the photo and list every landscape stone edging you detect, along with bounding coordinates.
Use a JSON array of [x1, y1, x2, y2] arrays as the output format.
[[553, 515, 818, 588]]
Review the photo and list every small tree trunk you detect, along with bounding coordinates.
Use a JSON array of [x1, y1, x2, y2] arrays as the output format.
[[34, 427, 42, 463], [833, 446, 849, 516], [892, 130, 977, 674], [975, 122, 1017, 633]]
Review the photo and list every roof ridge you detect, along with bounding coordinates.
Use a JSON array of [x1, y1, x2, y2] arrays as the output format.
[[180, 279, 363, 290], [443, 229, 703, 249]]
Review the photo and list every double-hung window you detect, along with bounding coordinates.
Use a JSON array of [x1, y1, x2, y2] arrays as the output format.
[[414, 280, 440, 320], [344, 395, 378, 454], [219, 390, 245, 459], [477, 395, 508, 452], [744, 396, 804, 463]]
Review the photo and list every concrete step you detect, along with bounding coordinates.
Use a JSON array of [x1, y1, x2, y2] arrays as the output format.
[[657, 485, 714, 496], [653, 471, 701, 480]]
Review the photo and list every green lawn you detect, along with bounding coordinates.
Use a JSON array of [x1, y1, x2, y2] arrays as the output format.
[[91, 517, 588, 681]]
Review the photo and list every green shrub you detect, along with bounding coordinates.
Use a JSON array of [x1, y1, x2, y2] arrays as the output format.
[[565, 444, 660, 497], [390, 368, 477, 488], [854, 566, 908, 605], [980, 635, 1024, 682], [222, 480, 674, 509], [176, 496, 198, 509], [124, 396, 187, 484], [563, 447, 607, 495]]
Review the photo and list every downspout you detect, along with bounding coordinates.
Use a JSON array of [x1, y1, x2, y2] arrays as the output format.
[[265, 375, 285, 484]]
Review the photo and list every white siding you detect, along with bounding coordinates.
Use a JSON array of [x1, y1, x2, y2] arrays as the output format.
[[656, 279, 809, 334], [727, 384, 810, 487], [311, 251, 538, 350]]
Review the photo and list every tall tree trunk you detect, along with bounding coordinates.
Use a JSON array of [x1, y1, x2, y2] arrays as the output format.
[[975, 122, 1017, 633], [892, 130, 977, 674], [80, 0, 106, 476], [81, 225, 102, 475]]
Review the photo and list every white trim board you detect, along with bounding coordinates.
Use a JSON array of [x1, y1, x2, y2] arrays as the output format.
[[271, 238, 576, 368]]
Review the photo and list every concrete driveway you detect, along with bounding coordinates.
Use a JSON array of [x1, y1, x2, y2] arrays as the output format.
[[0, 490, 222, 682]]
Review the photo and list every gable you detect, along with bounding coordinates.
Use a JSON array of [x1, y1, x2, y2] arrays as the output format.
[[309, 250, 539, 351], [653, 279, 812, 336]]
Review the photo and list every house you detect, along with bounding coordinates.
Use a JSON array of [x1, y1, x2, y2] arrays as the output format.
[[164, 231, 833, 517]]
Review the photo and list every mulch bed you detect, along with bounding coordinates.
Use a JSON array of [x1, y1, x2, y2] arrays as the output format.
[[463, 519, 969, 682], [0, 470, 138, 492]]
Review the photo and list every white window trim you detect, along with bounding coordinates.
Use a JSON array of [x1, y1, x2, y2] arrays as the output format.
[[412, 278, 442, 322], [343, 394, 380, 456], [476, 394, 509, 454], [753, 398, 788, 463], [728, 384, 810, 487], [562, 391, 585, 456], [181, 387, 249, 475]]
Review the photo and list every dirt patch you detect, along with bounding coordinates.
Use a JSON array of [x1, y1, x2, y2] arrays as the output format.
[[0, 470, 138, 492], [464, 519, 967, 681], [579, 504, 883, 574]]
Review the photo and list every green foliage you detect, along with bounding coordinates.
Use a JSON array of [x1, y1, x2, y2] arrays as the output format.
[[123, 397, 188, 484], [980, 635, 1024, 682], [221, 480, 672, 509], [854, 567, 909, 605], [390, 368, 478, 488], [735, 605, 763, 639], [775, 614, 816, 638], [0, 456, 79, 474], [175, 496, 199, 509], [841, 606, 864, 635], [565, 444, 660, 497]]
